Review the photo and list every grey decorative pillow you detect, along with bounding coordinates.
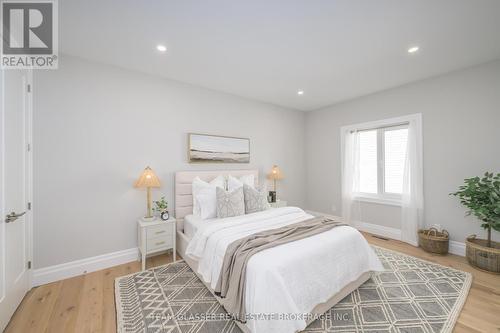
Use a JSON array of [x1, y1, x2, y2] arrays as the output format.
[[243, 184, 270, 214], [216, 187, 245, 218]]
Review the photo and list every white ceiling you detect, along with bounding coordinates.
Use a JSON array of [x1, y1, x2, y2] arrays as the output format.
[[60, 0, 500, 111]]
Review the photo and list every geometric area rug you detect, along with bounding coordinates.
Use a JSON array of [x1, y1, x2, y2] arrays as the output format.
[[115, 246, 472, 333]]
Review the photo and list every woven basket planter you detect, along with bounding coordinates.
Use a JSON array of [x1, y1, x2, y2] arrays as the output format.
[[466, 235, 500, 274], [418, 228, 449, 255]]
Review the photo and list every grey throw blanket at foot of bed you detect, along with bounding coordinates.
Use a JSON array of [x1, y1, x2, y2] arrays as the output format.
[[214, 216, 347, 322]]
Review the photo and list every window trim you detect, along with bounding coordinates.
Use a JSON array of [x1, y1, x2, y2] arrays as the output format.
[[341, 114, 422, 207], [353, 194, 402, 207]]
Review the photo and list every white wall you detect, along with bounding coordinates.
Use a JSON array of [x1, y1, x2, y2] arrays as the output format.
[[305, 60, 500, 243], [33, 55, 305, 269], [33, 54, 500, 269]]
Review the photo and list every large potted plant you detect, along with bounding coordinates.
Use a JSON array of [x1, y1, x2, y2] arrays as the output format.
[[451, 172, 500, 273]]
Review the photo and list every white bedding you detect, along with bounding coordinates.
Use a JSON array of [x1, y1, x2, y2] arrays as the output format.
[[185, 207, 384, 333], [184, 214, 213, 239]]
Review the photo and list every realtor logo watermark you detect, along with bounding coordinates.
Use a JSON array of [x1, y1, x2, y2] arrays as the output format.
[[1, 0, 58, 69]]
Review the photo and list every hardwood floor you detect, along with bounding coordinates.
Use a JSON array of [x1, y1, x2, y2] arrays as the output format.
[[4, 234, 500, 333]]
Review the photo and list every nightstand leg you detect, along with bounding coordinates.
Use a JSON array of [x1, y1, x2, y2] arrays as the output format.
[[142, 253, 146, 271], [172, 222, 176, 262]]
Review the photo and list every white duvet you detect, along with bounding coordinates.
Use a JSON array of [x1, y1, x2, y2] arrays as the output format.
[[186, 207, 384, 333]]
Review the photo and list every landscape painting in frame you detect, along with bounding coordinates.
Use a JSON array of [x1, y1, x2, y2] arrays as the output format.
[[188, 133, 250, 163]]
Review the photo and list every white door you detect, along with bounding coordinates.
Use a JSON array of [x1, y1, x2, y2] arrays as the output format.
[[0, 69, 32, 331]]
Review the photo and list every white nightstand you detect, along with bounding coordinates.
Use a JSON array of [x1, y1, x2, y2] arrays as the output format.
[[270, 200, 287, 208], [137, 218, 176, 271]]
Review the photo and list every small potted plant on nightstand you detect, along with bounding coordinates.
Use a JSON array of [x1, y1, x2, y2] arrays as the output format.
[[153, 196, 169, 221], [451, 172, 500, 273]]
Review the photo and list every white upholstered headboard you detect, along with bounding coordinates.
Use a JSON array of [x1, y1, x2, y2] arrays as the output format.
[[175, 169, 259, 221]]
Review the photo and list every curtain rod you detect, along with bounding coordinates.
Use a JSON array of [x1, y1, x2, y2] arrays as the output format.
[[349, 121, 409, 134]]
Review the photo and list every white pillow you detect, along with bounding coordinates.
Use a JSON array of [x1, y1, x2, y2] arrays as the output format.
[[192, 176, 225, 218], [196, 189, 219, 220], [227, 174, 255, 192]]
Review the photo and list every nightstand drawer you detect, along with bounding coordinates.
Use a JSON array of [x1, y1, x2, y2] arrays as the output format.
[[146, 223, 172, 240], [147, 236, 172, 252]]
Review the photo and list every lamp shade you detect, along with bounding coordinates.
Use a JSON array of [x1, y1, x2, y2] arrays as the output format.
[[267, 165, 284, 180], [134, 166, 161, 188]]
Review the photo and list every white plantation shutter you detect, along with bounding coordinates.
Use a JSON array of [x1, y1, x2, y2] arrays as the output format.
[[359, 130, 378, 193], [350, 124, 410, 198], [384, 128, 409, 194]]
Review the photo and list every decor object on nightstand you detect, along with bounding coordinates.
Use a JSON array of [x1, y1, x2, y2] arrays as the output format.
[[137, 217, 176, 271], [267, 165, 284, 203], [135, 166, 161, 222], [154, 196, 169, 221], [451, 172, 500, 273]]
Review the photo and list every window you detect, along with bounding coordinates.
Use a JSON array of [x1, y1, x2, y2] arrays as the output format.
[[341, 114, 422, 234], [355, 124, 408, 204]]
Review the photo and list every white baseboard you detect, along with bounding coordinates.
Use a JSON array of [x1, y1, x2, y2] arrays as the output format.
[[32, 247, 139, 287], [449, 241, 466, 256], [305, 210, 402, 240], [31, 217, 468, 288], [353, 220, 402, 241], [354, 220, 466, 256], [306, 211, 466, 257]]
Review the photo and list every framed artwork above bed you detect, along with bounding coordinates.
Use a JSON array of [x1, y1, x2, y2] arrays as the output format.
[[188, 133, 250, 163]]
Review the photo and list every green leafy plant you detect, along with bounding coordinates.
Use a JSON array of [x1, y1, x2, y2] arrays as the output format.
[[153, 196, 168, 213], [451, 172, 500, 248]]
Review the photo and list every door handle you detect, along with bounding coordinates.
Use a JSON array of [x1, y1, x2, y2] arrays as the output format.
[[5, 211, 26, 223]]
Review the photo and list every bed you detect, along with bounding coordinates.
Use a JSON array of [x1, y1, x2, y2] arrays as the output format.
[[175, 170, 383, 333]]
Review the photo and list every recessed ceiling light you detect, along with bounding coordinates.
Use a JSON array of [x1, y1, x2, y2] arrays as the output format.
[[297, 90, 304, 95], [408, 46, 419, 54], [156, 44, 167, 52]]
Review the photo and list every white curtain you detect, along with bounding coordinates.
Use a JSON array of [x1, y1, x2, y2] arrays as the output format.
[[401, 116, 424, 246], [341, 130, 360, 224]]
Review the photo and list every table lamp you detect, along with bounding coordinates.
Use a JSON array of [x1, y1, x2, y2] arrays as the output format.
[[267, 165, 284, 203], [135, 166, 161, 221]]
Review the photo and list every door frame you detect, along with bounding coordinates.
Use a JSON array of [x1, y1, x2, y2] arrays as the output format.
[[25, 69, 34, 288], [0, 68, 34, 294]]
